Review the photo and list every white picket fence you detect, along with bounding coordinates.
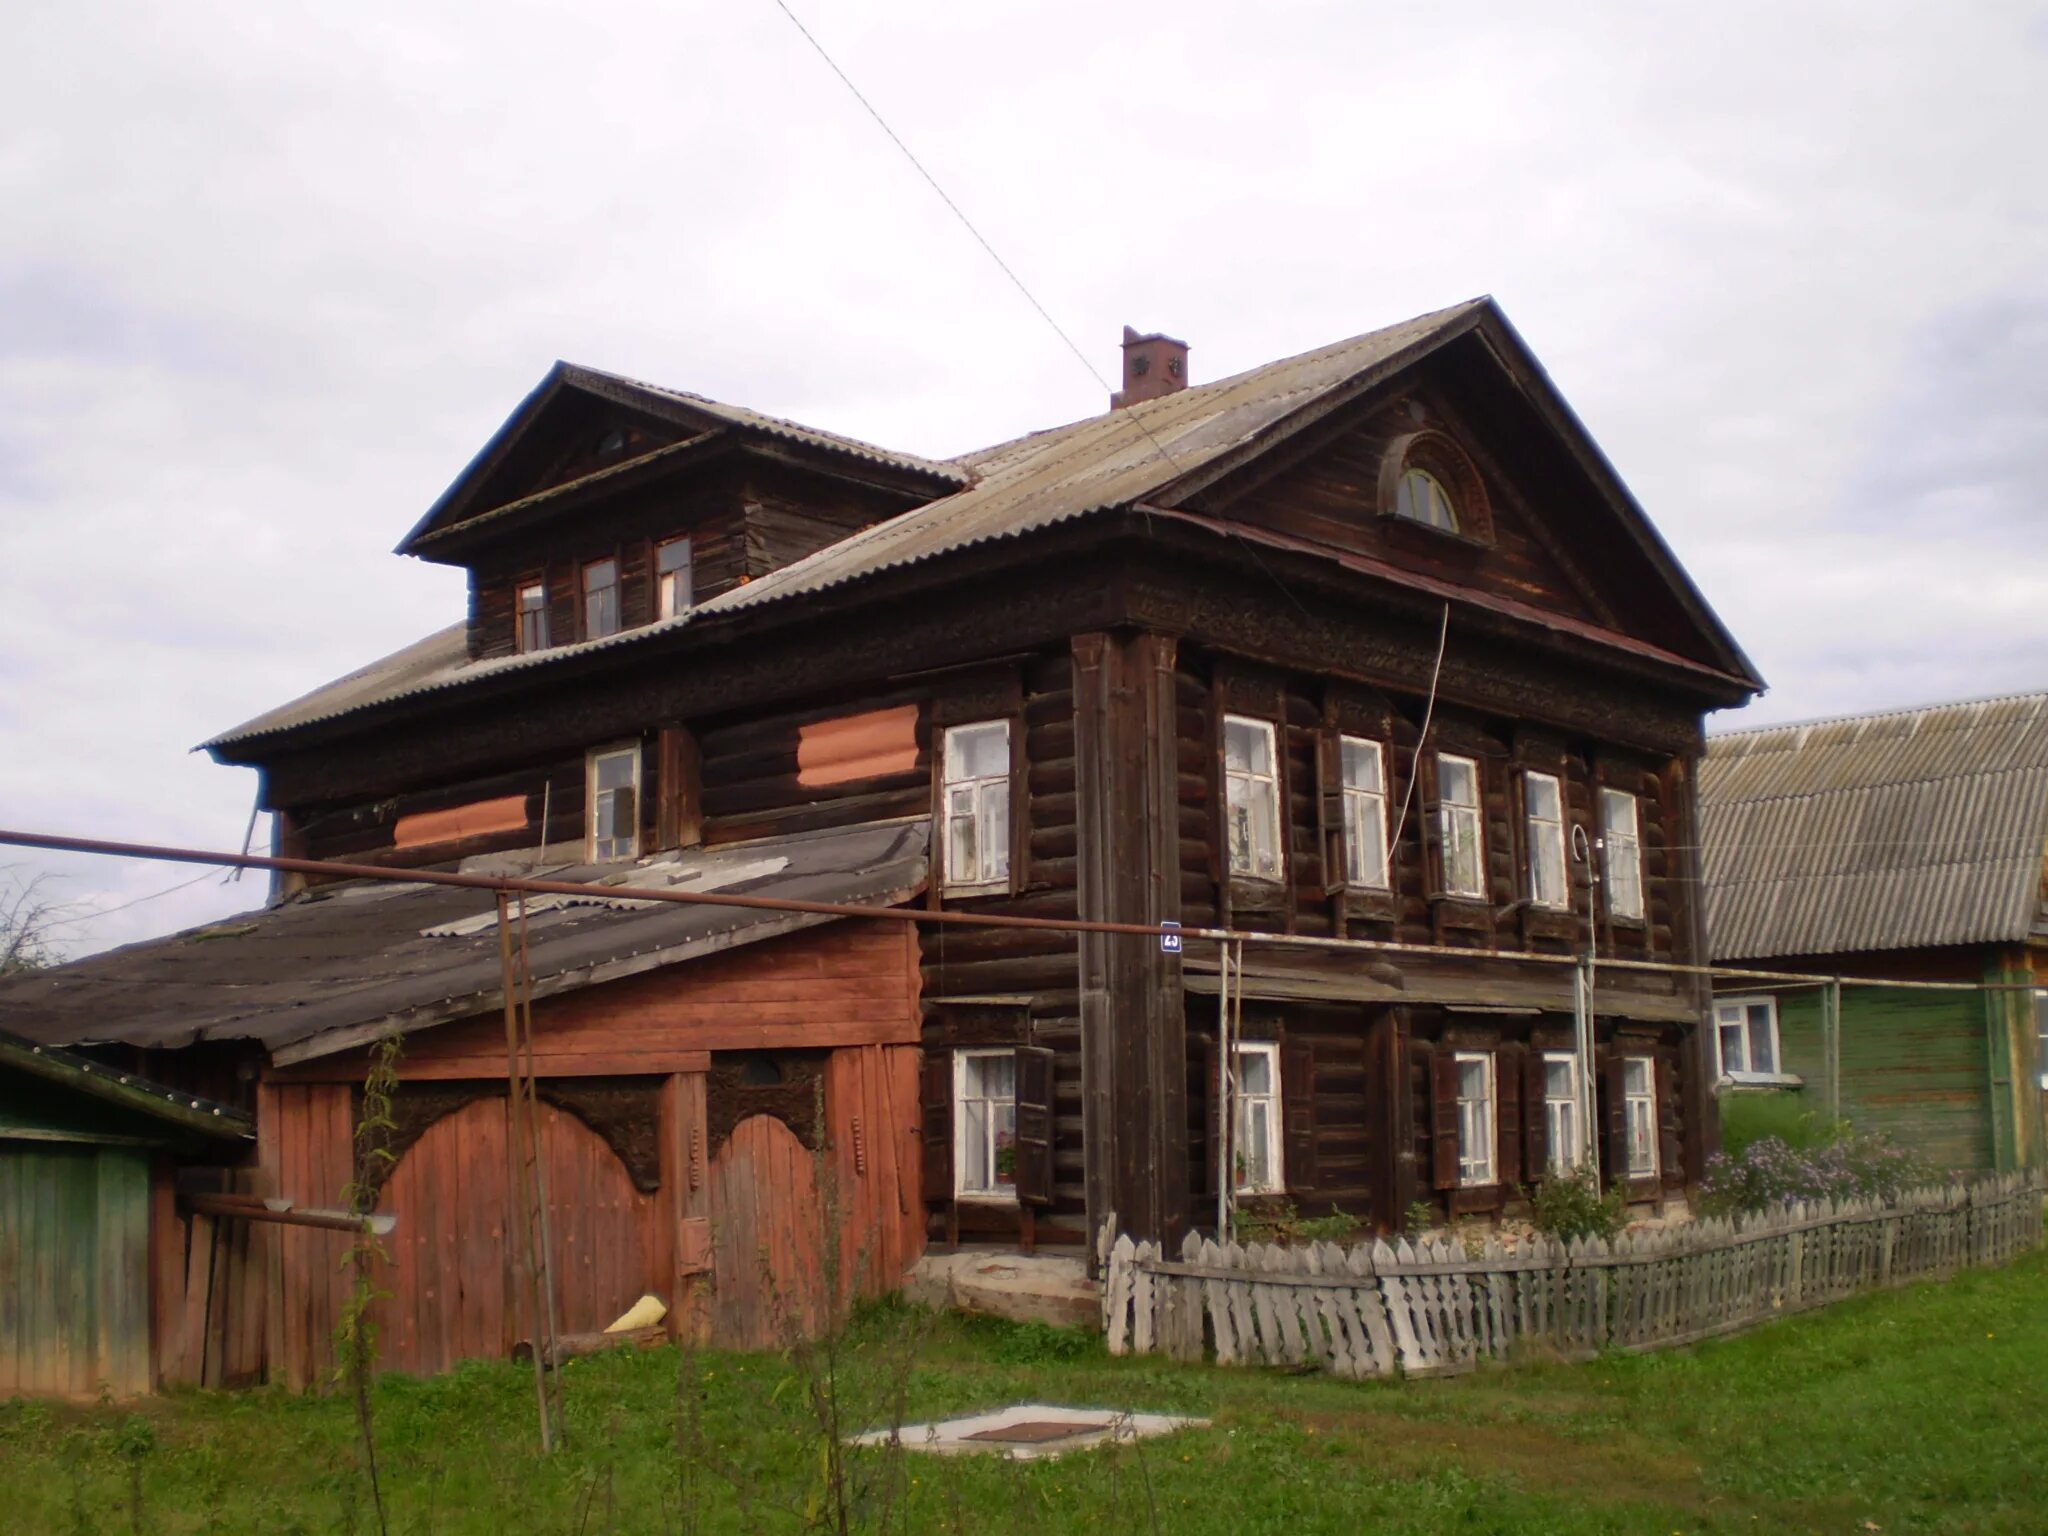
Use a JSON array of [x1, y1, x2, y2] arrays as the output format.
[[1099, 1171, 2045, 1378]]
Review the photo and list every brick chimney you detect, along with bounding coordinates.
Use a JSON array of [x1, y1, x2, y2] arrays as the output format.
[[1111, 326, 1189, 409]]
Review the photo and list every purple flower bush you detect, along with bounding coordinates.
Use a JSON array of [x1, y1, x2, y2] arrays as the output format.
[[1699, 1130, 1935, 1217]]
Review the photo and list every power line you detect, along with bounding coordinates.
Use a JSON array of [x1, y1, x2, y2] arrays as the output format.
[[36, 868, 221, 931], [763, 0, 1202, 487]]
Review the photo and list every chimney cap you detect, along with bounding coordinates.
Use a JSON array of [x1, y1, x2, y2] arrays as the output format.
[[1122, 325, 1189, 349]]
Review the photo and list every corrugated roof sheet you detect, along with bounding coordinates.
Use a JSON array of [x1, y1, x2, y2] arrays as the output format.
[[0, 820, 928, 1061], [207, 301, 1489, 748], [1700, 692, 2048, 960]]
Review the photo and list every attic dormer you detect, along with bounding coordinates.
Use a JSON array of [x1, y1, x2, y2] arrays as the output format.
[[398, 363, 966, 662]]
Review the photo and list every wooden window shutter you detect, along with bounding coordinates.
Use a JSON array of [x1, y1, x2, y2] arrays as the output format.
[[1281, 1039, 1316, 1192], [1522, 1050, 1549, 1180], [1429, 1048, 1460, 1190], [1315, 730, 1345, 897], [1656, 1048, 1683, 1182], [1494, 1047, 1523, 1189], [921, 1053, 953, 1203], [1418, 751, 1445, 898], [1013, 1046, 1055, 1208], [1196, 1034, 1221, 1200], [1600, 1053, 1627, 1185], [657, 725, 702, 851]]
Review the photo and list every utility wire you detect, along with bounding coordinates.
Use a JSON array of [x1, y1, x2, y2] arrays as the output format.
[[763, 0, 1201, 485]]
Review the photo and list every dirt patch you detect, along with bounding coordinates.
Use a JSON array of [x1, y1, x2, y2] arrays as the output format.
[[1290, 1406, 1725, 1515]]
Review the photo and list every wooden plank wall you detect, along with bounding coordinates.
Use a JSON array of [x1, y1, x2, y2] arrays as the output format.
[[1200, 658, 1681, 962], [295, 752, 590, 870], [825, 1044, 925, 1297], [0, 1145, 152, 1399], [149, 1162, 269, 1391]]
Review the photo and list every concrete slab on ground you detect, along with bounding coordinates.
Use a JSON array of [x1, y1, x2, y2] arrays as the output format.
[[902, 1250, 1099, 1329], [849, 1403, 1206, 1460]]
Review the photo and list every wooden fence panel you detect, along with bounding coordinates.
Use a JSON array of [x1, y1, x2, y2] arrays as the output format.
[[1100, 1173, 2045, 1378]]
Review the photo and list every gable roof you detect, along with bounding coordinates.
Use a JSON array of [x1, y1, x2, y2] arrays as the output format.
[[1701, 692, 2048, 960], [207, 297, 1759, 751], [398, 361, 968, 554], [0, 820, 928, 1066]]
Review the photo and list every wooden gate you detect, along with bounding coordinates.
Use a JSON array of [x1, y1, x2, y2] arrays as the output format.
[[375, 1095, 654, 1375], [707, 1114, 825, 1350]]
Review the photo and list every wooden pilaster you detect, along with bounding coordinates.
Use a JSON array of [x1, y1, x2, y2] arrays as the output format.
[[1073, 631, 1189, 1250]]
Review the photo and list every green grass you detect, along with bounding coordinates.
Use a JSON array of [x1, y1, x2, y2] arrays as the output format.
[[5, 1251, 2048, 1534]]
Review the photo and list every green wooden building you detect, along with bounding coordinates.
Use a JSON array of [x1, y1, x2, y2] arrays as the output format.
[[1701, 693, 2048, 1171], [0, 1030, 252, 1398]]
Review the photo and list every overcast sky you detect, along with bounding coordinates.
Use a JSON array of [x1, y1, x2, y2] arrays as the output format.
[[5, 0, 2045, 959]]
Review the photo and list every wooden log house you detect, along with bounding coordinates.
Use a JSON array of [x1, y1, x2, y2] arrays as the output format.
[[0, 298, 1761, 1387]]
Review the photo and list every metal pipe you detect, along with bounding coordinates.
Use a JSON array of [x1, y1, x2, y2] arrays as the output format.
[[3, 825, 2037, 994], [182, 1192, 395, 1236]]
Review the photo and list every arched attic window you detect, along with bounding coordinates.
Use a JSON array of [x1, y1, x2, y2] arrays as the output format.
[[1377, 431, 1492, 542]]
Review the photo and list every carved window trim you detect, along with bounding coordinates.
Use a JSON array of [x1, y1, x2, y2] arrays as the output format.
[[1376, 430, 1494, 544]]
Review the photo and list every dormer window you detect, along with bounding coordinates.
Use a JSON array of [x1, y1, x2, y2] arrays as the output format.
[[583, 558, 620, 640], [1394, 467, 1458, 532], [517, 580, 551, 652], [656, 537, 694, 620]]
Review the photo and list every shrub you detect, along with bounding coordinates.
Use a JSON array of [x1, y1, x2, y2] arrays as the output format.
[[1700, 1128, 1935, 1217], [1718, 1090, 1839, 1157], [1526, 1166, 1628, 1243], [1232, 1201, 1363, 1246]]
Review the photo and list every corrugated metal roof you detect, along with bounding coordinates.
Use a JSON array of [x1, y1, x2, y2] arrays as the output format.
[[0, 820, 928, 1060], [1700, 692, 2048, 960], [208, 301, 1489, 748]]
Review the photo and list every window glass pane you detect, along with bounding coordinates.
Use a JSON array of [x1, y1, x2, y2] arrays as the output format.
[[946, 722, 1009, 780], [1525, 773, 1561, 821], [1341, 737, 1382, 791], [1457, 1057, 1487, 1100], [962, 1097, 990, 1189], [1624, 1058, 1650, 1097], [596, 750, 635, 789], [519, 583, 546, 610], [1748, 1005, 1776, 1074], [1224, 717, 1271, 774], [583, 559, 616, 593], [1238, 1050, 1272, 1095], [1439, 756, 1477, 806], [1544, 1057, 1574, 1098], [657, 538, 691, 575], [1719, 1021, 1746, 1075]]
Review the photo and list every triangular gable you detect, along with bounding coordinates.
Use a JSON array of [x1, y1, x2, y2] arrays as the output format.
[[1162, 302, 1761, 691], [398, 363, 968, 560], [396, 363, 732, 557]]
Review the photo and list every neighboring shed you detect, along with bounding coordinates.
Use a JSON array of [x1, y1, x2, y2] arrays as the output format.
[[0, 1031, 252, 1398], [0, 821, 931, 1389], [1700, 693, 2048, 1170]]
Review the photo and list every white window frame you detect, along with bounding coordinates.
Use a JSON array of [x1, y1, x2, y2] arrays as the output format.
[[1436, 753, 1486, 899], [1541, 1051, 1581, 1176], [1223, 715, 1285, 882], [656, 536, 693, 619], [940, 720, 1012, 894], [1600, 788, 1644, 921], [517, 579, 550, 653], [1454, 1051, 1496, 1187], [1338, 735, 1391, 890], [1523, 770, 1568, 909], [586, 744, 641, 862], [1712, 996, 1793, 1084], [953, 1048, 1018, 1202], [2035, 989, 2048, 1091], [1231, 1041, 1284, 1195], [1622, 1056, 1659, 1180]]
